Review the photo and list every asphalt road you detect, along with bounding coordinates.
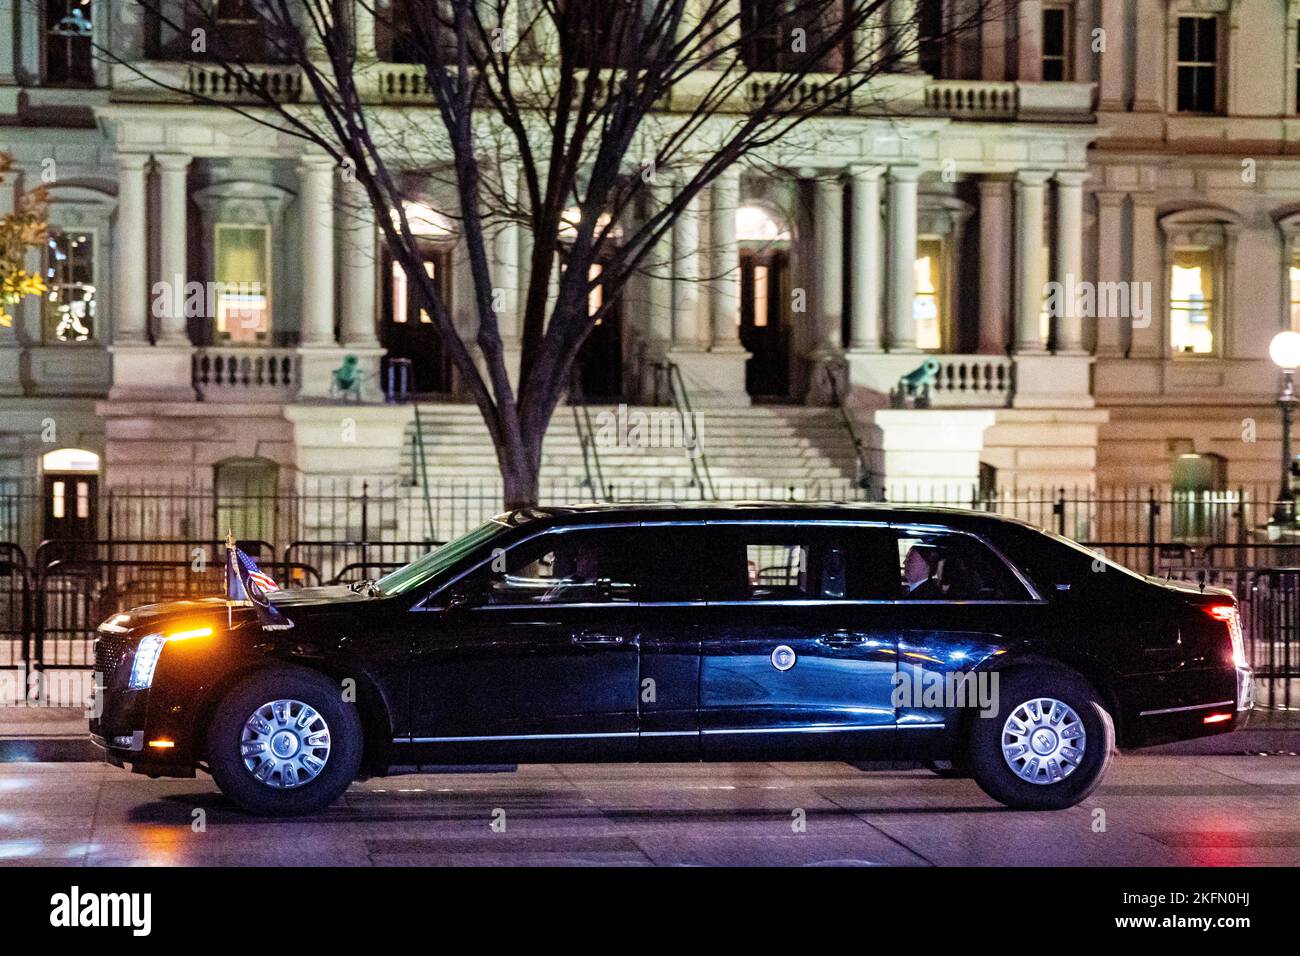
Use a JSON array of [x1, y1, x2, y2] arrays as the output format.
[[0, 753, 1297, 866]]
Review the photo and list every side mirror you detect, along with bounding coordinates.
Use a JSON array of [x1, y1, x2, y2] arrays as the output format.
[[444, 588, 482, 612]]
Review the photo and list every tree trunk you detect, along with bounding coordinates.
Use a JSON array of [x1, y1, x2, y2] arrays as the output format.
[[499, 439, 542, 509]]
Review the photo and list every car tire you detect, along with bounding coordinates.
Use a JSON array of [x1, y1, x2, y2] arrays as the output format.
[[967, 668, 1114, 811], [206, 666, 362, 816]]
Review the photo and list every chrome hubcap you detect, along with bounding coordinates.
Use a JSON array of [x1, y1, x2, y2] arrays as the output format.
[[240, 699, 331, 789], [1001, 696, 1086, 785]]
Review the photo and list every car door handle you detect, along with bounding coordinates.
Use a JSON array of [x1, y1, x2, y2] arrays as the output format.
[[822, 631, 866, 647], [571, 632, 626, 646]]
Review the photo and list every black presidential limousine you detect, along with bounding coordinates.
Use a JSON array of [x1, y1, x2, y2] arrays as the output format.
[[91, 503, 1255, 815]]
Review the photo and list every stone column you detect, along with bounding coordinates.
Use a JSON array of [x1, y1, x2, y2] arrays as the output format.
[[647, 178, 675, 349], [1129, 193, 1162, 357], [977, 176, 1011, 354], [813, 174, 844, 356], [1054, 171, 1087, 353], [671, 174, 703, 350], [298, 157, 337, 347], [709, 166, 742, 349], [1096, 0, 1125, 110], [1014, 170, 1049, 353], [1093, 191, 1126, 356], [0, 0, 17, 85], [848, 165, 883, 351], [1133, 0, 1163, 111], [886, 166, 919, 351], [1017, 0, 1043, 81], [980, 5, 1007, 80], [155, 154, 191, 346], [339, 186, 379, 347], [352, 0, 376, 58], [113, 153, 151, 344]]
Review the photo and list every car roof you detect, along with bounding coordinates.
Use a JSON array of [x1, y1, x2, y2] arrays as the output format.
[[505, 501, 1046, 534]]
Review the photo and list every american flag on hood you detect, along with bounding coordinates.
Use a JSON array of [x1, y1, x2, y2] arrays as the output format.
[[225, 535, 293, 631]]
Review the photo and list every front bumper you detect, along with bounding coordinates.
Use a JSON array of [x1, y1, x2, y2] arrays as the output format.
[[90, 638, 199, 777]]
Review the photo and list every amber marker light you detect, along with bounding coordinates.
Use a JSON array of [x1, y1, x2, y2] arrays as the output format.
[[166, 627, 213, 641], [148, 740, 176, 749], [1202, 713, 1232, 725]]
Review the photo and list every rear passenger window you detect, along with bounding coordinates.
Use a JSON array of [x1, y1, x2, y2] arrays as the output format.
[[708, 525, 899, 601], [895, 530, 1032, 601]]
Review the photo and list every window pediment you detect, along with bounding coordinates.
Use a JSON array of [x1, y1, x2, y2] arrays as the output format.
[[194, 180, 292, 225]]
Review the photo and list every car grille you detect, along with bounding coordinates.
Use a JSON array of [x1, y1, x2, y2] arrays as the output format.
[[93, 635, 131, 679]]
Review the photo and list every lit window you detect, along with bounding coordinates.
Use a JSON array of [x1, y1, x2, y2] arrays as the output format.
[[753, 265, 769, 328], [588, 263, 604, 322], [1169, 248, 1215, 355], [736, 206, 792, 243], [1176, 15, 1219, 113], [1041, 4, 1072, 81], [1290, 253, 1300, 331], [913, 238, 941, 351], [419, 260, 435, 323], [1040, 245, 1052, 343], [214, 225, 270, 343], [43, 230, 95, 343]]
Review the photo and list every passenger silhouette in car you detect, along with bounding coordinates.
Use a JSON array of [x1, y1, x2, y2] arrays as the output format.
[[902, 546, 946, 600]]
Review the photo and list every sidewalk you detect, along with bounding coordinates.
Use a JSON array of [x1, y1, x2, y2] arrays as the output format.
[[2, 705, 1297, 763]]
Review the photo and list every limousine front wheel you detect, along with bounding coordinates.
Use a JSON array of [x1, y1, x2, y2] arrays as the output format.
[[968, 669, 1114, 811], [206, 667, 363, 816]]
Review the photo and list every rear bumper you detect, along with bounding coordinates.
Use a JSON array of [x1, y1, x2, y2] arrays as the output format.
[[1123, 666, 1254, 749]]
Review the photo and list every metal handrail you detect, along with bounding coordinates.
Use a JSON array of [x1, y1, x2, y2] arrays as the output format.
[[822, 361, 873, 491], [653, 361, 716, 500], [568, 366, 608, 501], [411, 403, 437, 540]]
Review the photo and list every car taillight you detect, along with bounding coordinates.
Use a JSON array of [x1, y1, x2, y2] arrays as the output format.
[[1204, 603, 1248, 669]]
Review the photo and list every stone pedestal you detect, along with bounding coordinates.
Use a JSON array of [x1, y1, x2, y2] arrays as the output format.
[[853, 408, 997, 500], [108, 345, 195, 401], [284, 403, 411, 481], [666, 347, 751, 408], [297, 346, 385, 403], [1012, 353, 1094, 409]]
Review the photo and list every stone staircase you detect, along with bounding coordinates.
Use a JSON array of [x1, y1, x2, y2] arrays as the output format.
[[398, 402, 862, 495]]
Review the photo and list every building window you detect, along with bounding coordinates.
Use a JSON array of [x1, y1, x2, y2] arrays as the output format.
[[1041, 3, 1072, 81], [215, 457, 279, 544], [214, 225, 271, 343], [913, 238, 942, 351], [42, 229, 95, 343], [1175, 15, 1219, 113], [1169, 247, 1215, 355], [43, 0, 95, 86]]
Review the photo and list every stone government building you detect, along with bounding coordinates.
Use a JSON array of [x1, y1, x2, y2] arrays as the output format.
[[0, 0, 1296, 543]]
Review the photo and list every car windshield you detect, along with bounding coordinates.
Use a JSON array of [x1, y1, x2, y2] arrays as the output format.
[[374, 517, 513, 596]]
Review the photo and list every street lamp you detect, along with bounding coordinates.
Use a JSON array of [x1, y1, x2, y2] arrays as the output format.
[[1269, 331, 1300, 524]]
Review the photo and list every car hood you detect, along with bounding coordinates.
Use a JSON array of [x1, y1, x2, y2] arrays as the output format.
[[104, 587, 375, 637]]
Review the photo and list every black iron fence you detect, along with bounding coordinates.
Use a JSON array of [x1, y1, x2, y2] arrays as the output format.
[[2, 478, 1300, 709]]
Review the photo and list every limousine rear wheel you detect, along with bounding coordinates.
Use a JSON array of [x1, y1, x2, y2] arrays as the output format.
[[207, 667, 363, 816], [968, 669, 1114, 811]]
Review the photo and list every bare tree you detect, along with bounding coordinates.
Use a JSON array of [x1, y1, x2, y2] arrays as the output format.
[[107, 0, 997, 507]]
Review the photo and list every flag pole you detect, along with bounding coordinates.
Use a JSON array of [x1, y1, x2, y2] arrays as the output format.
[[225, 528, 235, 629]]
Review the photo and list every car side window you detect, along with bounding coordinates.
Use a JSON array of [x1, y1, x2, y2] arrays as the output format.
[[895, 530, 1032, 601], [468, 529, 638, 605], [709, 525, 897, 602]]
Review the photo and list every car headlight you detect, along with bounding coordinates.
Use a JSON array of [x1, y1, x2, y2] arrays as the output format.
[[129, 634, 166, 690], [128, 627, 214, 690]]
